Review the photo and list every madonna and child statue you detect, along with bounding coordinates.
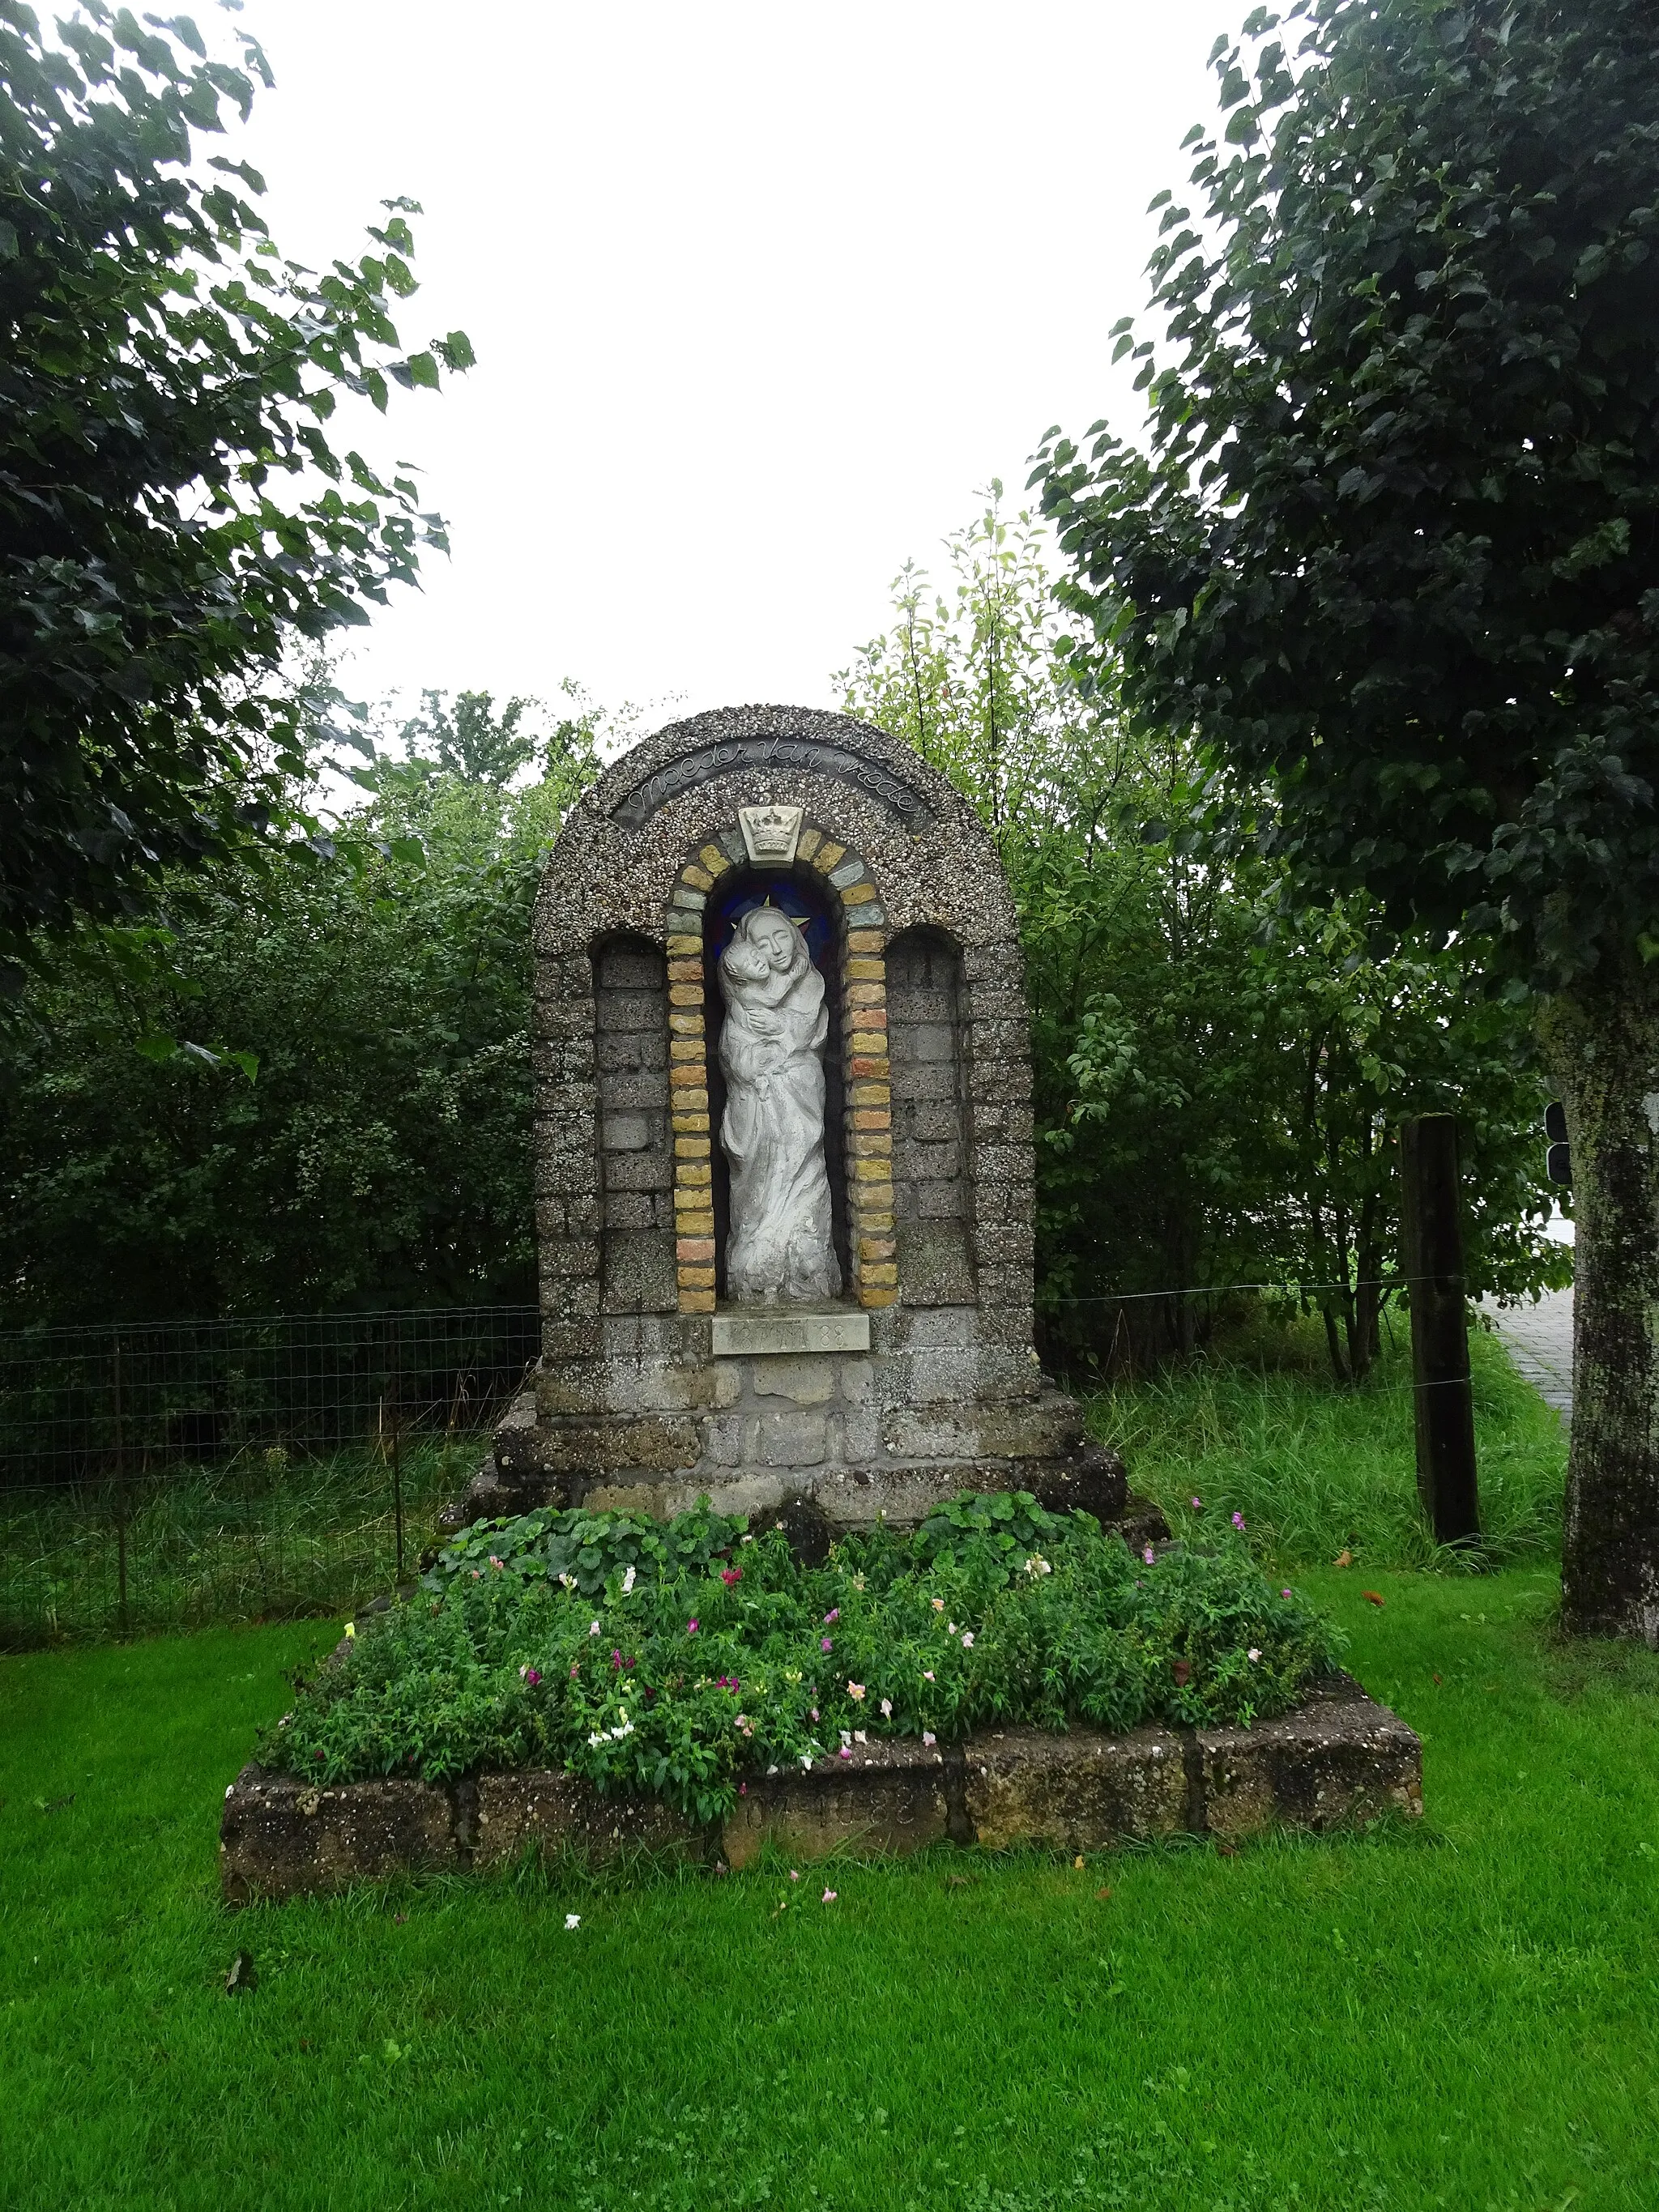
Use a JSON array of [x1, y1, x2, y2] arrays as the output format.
[[717, 904, 842, 1304]]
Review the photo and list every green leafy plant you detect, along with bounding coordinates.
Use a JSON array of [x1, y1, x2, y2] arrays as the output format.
[[261, 1495, 1344, 1825]]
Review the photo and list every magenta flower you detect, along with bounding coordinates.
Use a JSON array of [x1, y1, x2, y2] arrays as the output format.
[[1143, 1546, 1156, 1566], [821, 1637, 833, 1652], [1190, 1497, 1202, 1511], [569, 1662, 579, 1678], [518, 1665, 542, 1688], [721, 1567, 742, 1586], [838, 1746, 852, 1760], [1232, 1511, 1247, 1530], [687, 1619, 699, 1634], [1282, 1588, 1293, 1600], [823, 1609, 839, 1623]]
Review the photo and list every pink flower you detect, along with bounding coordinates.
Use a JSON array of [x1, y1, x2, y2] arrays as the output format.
[[1190, 1497, 1202, 1511], [789, 1869, 800, 1882], [923, 1731, 936, 1746], [961, 1632, 974, 1649], [1143, 1546, 1156, 1566], [470, 1569, 481, 1581], [739, 1782, 748, 1795], [823, 1609, 839, 1623], [488, 1555, 504, 1571], [1282, 1588, 1293, 1599], [1232, 1511, 1247, 1530], [847, 1681, 865, 1700], [569, 1662, 579, 1678], [822, 1888, 837, 1903], [809, 1707, 819, 1721], [687, 1619, 699, 1635], [821, 1637, 833, 1652], [838, 1746, 852, 1760], [721, 1567, 742, 1586], [923, 1670, 935, 1682]]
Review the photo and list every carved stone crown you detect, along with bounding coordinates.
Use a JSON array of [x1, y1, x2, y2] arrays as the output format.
[[738, 802, 804, 864]]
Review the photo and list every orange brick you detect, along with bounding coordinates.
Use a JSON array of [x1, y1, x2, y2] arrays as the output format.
[[851, 1108, 891, 1133], [849, 1055, 889, 1080], [669, 1063, 705, 1086], [667, 957, 703, 983], [846, 981, 886, 1007], [676, 1237, 716, 1264]]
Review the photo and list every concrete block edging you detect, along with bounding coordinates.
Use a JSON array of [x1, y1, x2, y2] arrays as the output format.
[[220, 1675, 1421, 1903]]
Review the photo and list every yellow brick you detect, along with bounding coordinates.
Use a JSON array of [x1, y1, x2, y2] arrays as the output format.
[[668, 983, 704, 1008], [676, 1264, 715, 1290], [859, 1262, 898, 1288], [851, 1082, 891, 1107], [669, 1063, 706, 1086], [677, 1161, 713, 1186], [848, 1029, 886, 1055], [812, 841, 846, 873], [675, 1135, 711, 1159], [796, 827, 822, 860], [672, 1111, 710, 1134], [846, 957, 886, 981], [667, 933, 702, 957], [668, 1010, 705, 1036], [858, 1236, 897, 1262], [842, 880, 877, 906], [855, 1209, 894, 1234], [852, 1108, 891, 1132], [670, 1038, 705, 1061], [850, 1131, 892, 1157], [859, 1287, 898, 1309], [847, 930, 885, 954], [697, 844, 731, 877], [679, 1289, 716, 1314], [682, 863, 714, 892], [672, 1089, 710, 1114]]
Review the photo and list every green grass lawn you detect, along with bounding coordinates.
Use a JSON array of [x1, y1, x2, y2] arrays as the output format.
[[1092, 1318, 1567, 1571], [5, 1565, 1658, 2210]]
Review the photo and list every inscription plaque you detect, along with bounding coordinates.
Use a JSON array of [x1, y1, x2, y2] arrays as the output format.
[[612, 736, 931, 831]]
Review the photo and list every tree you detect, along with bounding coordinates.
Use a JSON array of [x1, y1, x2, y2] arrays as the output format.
[[840, 496, 1563, 1377], [0, 703, 601, 1322], [0, 1, 472, 991], [1033, 0, 1657, 1632]]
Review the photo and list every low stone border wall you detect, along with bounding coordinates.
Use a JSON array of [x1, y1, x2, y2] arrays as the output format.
[[220, 1674, 1421, 1903]]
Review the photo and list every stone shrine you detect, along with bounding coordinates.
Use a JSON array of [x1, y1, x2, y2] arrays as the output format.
[[463, 703, 1125, 1534]]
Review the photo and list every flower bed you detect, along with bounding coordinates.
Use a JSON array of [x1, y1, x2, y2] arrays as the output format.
[[258, 1492, 1346, 1827]]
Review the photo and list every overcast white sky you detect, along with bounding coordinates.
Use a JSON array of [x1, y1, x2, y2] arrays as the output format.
[[230, 1, 1233, 726]]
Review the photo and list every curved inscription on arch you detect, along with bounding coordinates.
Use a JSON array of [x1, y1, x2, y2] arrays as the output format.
[[612, 735, 932, 832]]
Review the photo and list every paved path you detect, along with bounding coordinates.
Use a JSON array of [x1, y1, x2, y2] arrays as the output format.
[[1482, 1286, 1574, 1421]]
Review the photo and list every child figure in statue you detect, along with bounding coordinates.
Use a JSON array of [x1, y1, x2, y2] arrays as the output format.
[[717, 905, 841, 1303]]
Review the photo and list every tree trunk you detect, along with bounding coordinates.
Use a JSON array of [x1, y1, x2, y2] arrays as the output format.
[[1537, 956, 1659, 1643]]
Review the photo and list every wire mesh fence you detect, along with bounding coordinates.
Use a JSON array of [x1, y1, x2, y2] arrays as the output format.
[[0, 1306, 539, 1647]]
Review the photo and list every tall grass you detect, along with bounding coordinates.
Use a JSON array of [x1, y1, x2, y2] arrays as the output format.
[[1089, 1315, 1566, 1571], [0, 1435, 477, 1647]]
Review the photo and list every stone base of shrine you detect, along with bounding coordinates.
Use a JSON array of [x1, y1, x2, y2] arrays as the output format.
[[220, 1676, 1421, 1903]]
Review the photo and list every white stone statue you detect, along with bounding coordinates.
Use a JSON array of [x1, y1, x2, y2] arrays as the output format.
[[718, 905, 842, 1303]]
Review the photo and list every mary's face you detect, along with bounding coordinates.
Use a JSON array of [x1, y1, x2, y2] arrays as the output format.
[[749, 915, 795, 971]]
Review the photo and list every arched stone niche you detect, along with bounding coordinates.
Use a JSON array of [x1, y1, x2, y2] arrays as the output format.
[[488, 704, 1115, 1532]]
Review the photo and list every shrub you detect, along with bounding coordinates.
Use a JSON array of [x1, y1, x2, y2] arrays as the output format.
[[262, 1497, 1345, 1825]]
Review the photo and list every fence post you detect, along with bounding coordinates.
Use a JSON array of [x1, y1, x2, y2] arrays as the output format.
[[391, 1393, 405, 1588], [113, 1334, 130, 1635], [1399, 1114, 1480, 1546]]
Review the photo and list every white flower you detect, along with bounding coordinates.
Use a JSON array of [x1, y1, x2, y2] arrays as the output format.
[[565, 1913, 581, 1930], [880, 1698, 892, 1718], [587, 1731, 606, 1748], [840, 1729, 853, 1748], [800, 1753, 814, 1770], [1024, 1554, 1051, 1576], [588, 1621, 601, 1636], [558, 1572, 575, 1591], [854, 1729, 868, 1745], [621, 1566, 637, 1594], [962, 1632, 975, 1649], [947, 1622, 957, 1635], [1247, 1647, 1261, 1664]]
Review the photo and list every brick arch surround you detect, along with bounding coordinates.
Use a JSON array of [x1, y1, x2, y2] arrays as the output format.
[[482, 702, 1116, 1534]]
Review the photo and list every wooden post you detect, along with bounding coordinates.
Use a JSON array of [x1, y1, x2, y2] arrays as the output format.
[[1400, 1115, 1480, 1545]]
